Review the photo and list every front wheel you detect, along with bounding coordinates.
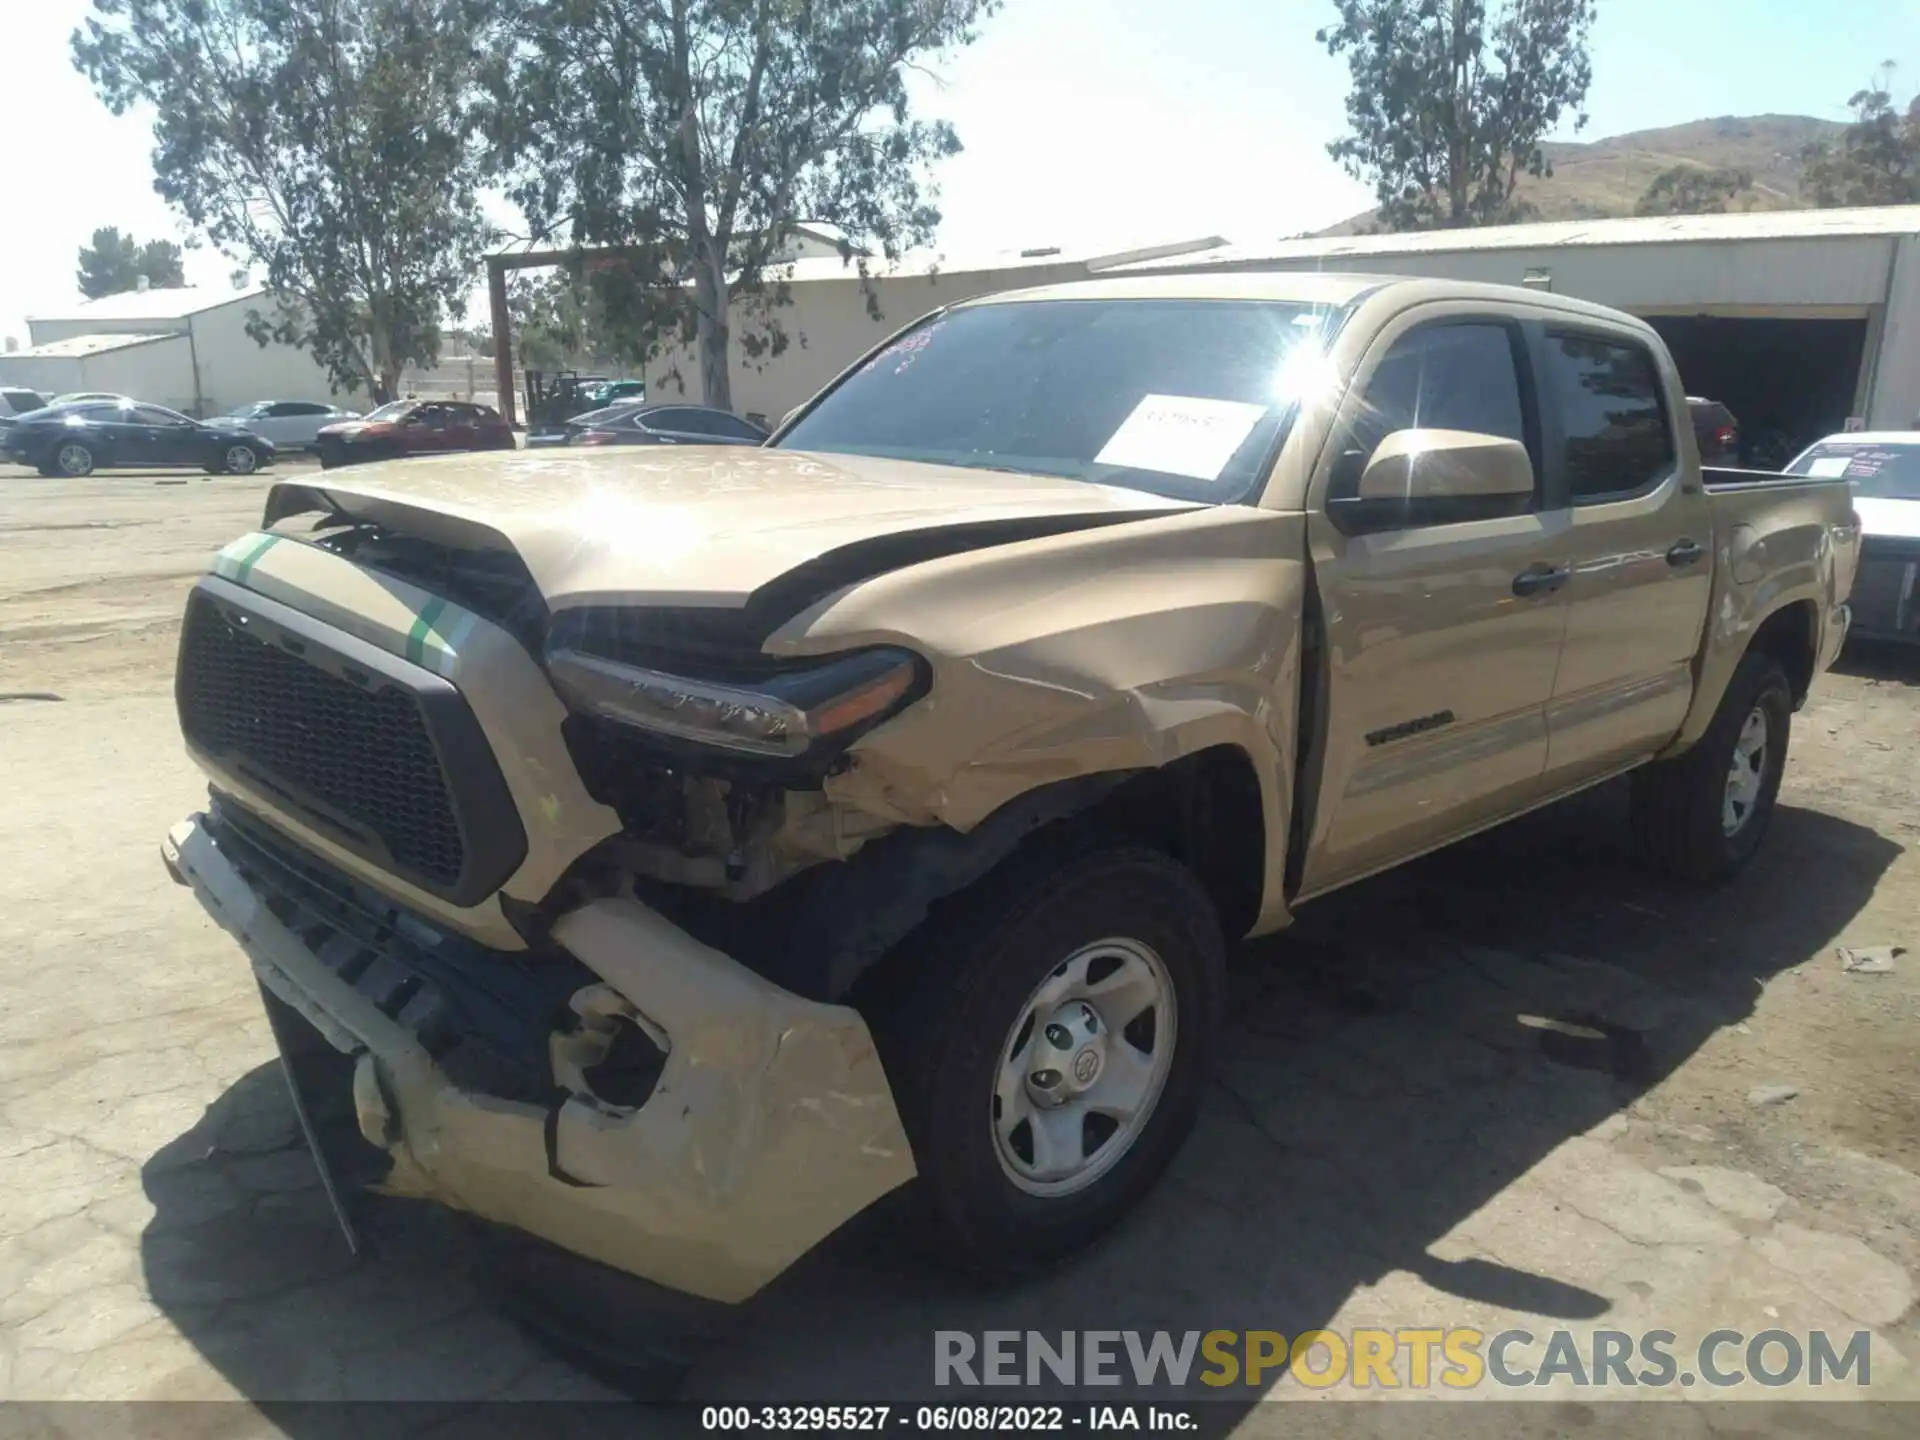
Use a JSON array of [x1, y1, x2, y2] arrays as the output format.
[[863, 836, 1225, 1277], [1630, 651, 1792, 884]]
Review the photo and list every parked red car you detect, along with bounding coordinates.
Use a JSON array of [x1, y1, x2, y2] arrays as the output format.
[[314, 399, 515, 469]]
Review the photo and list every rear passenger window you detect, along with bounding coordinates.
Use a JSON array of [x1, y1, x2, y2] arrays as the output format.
[[1337, 323, 1531, 501], [1541, 334, 1675, 501]]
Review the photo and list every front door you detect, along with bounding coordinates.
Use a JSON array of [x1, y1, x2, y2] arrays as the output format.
[[1296, 310, 1572, 899], [1532, 327, 1714, 783], [125, 405, 196, 466]]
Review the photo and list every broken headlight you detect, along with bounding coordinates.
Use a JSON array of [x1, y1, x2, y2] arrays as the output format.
[[545, 645, 925, 760]]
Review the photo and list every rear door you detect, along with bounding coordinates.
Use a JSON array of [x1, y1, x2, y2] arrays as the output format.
[[1297, 306, 1573, 898], [637, 407, 706, 444], [1535, 326, 1713, 784]]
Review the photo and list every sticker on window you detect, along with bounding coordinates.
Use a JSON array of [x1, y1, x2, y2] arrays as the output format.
[[1094, 394, 1270, 482], [1807, 456, 1854, 477]]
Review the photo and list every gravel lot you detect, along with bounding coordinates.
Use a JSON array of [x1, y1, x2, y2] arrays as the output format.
[[1, 466, 1916, 1431]]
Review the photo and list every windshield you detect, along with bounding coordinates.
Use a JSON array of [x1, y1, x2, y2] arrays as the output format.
[[363, 401, 414, 422], [1786, 440, 1920, 500], [776, 297, 1345, 502]]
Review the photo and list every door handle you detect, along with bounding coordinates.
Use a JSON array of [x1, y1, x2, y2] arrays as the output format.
[[1512, 563, 1569, 599], [1666, 538, 1705, 568]]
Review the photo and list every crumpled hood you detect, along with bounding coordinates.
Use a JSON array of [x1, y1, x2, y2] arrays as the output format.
[[263, 446, 1199, 609]]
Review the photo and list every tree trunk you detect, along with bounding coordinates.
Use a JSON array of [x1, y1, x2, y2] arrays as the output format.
[[693, 259, 733, 412]]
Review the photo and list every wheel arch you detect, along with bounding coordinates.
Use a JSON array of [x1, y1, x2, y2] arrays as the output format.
[[1663, 595, 1821, 759]]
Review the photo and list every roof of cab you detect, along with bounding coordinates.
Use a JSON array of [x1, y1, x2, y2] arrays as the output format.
[[954, 271, 1653, 328]]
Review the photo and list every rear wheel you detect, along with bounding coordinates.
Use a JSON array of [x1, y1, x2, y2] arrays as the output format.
[[1630, 651, 1792, 884], [53, 442, 95, 477], [863, 835, 1225, 1277]]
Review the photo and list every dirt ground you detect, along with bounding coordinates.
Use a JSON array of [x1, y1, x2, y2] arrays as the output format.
[[1, 465, 1916, 1432]]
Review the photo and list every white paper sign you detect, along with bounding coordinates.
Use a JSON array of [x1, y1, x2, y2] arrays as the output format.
[[1808, 456, 1853, 477], [1094, 394, 1270, 482]]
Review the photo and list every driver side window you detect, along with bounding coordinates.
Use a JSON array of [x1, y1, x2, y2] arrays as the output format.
[[1331, 322, 1534, 508]]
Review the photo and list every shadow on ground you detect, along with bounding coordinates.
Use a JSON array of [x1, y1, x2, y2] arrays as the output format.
[[1833, 640, 1920, 690], [135, 786, 1898, 1433]]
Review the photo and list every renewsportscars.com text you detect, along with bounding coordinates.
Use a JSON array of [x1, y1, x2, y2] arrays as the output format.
[[934, 1328, 1876, 1391]]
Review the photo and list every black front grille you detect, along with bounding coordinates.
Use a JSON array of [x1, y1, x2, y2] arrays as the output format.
[[176, 578, 526, 904]]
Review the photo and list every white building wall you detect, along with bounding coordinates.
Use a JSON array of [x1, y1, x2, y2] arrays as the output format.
[[82, 336, 199, 412], [0, 336, 195, 409], [0, 354, 85, 397], [27, 315, 182, 344], [185, 298, 356, 416], [1866, 235, 1920, 428]]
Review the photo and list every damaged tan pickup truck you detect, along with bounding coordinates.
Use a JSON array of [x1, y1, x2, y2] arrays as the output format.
[[163, 273, 1858, 1355]]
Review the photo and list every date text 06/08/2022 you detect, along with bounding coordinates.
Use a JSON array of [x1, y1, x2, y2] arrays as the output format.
[[699, 1404, 1196, 1432]]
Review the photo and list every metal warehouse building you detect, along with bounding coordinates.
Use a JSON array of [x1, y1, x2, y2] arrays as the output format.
[[658, 205, 1920, 456], [0, 285, 349, 418]]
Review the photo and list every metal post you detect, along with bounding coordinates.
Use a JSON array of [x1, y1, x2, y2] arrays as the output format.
[[489, 259, 515, 427]]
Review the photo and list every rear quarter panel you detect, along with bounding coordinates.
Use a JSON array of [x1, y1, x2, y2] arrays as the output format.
[[1663, 473, 1859, 754]]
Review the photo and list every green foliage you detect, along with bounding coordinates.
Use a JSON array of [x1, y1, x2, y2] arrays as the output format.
[[1319, 0, 1598, 231], [1634, 164, 1754, 216], [75, 227, 186, 298], [484, 0, 999, 410], [1801, 67, 1920, 208], [508, 270, 626, 371], [71, 0, 497, 403]]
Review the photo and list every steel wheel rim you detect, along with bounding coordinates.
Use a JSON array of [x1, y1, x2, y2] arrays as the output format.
[[57, 444, 91, 476], [991, 936, 1177, 1198], [225, 445, 257, 474], [1723, 704, 1769, 835]]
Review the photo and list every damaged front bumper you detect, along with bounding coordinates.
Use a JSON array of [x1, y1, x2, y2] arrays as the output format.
[[163, 807, 916, 1306]]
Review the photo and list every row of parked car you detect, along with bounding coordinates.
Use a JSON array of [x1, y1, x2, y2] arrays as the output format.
[[0, 382, 774, 476]]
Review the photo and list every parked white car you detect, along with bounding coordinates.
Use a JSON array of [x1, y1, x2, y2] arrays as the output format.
[[213, 400, 361, 452], [1783, 431, 1920, 643]]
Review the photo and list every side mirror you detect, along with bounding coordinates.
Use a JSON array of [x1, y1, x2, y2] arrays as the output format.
[[1357, 428, 1535, 502]]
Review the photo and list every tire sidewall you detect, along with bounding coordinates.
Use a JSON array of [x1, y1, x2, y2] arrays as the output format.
[[896, 845, 1225, 1270], [1710, 657, 1792, 871]]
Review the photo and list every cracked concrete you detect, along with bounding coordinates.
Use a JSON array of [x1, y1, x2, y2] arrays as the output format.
[[2, 470, 1917, 1431]]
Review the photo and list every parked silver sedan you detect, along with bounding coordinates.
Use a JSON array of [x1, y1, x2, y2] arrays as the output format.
[[212, 400, 361, 452]]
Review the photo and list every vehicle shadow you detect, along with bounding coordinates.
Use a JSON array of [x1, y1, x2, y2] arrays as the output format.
[[1834, 640, 1920, 689], [133, 785, 1897, 1431]]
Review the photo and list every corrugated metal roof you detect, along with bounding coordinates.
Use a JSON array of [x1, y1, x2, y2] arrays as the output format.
[[1116, 205, 1920, 272], [6, 330, 186, 359], [26, 285, 264, 324]]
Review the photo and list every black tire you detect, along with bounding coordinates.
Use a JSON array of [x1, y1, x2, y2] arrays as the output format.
[[208, 443, 264, 476], [861, 833, 1226, 1279], [1630, 650, 1792, 884], [51, 441, 95, 478]]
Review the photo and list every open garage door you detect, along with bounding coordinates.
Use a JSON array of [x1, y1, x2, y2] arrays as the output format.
[[1644, 315, 1868, 469]]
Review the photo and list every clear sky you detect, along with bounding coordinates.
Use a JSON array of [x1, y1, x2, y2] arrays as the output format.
[[3, 0, 1919, 346]]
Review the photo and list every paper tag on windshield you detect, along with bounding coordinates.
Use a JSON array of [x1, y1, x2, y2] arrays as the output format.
[[1095, 394, 1269, 482], [1807, 456, 1853, 477]]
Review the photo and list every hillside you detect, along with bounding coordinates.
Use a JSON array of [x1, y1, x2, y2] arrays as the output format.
[[1318, 113, 1845, 236]]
